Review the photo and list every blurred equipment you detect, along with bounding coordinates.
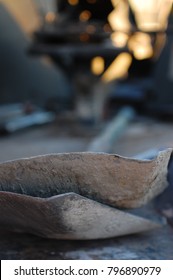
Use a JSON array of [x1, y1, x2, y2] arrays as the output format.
[[30, 0, 130, 123], [128, 0, 172, 32], [30, 0, 173, 121], [107, 0, 173, 118], [88, 106, 135, 152], [0, 103, 55, 135], [0, 3, 69, 107]]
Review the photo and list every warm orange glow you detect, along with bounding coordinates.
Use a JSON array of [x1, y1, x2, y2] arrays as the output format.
[[91, 57, 105, 75], [102, 53, 132, 82], [128, 32, 153, 60], [79, 10, 92, 22], [45, 12, 56, 23], [154, 33, 167, 58], [103, 23, 112, 32], [86, 25, 96, 34], [68, 0, 79, 5], [108, 0, 131, 32], [133, 46, 153, 60], [111, 31, 129, 47], [79, 33, 90, 42], [129, 0, 173, 31]]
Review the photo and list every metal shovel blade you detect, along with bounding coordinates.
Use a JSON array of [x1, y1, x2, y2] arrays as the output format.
[[0, 148, 172, 208], [0, 192, 160, 240]]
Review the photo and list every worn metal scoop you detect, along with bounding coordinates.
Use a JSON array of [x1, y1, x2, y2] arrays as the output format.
[[0, 148, 172, 239]]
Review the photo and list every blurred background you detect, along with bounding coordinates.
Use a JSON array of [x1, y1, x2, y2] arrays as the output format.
[[1, 1, 173, 261], [1, 0, 173, 161]]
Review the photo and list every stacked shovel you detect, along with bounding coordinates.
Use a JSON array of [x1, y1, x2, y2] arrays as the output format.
[[0, 148, 172, 239]]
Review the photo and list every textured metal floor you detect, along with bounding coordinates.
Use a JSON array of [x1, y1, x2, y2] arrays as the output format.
[[0, 225, 172, 260]]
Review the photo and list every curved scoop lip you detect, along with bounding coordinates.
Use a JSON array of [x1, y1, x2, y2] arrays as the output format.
[[107, 148, 173, 208], [0, 148, 172, 209]]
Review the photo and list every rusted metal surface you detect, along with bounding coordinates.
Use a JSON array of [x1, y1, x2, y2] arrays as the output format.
[[1, 182, 172, 259], [155, 157, 173, 229], [0, 149, 171, 209], [0, 149, 171, 240], [0, 192, 160, 240]]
